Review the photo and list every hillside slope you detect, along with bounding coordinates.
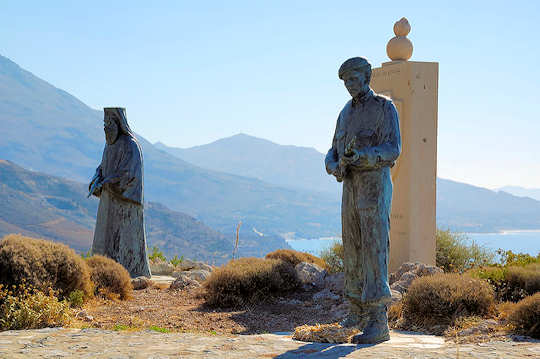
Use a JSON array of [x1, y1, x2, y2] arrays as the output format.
[[0, 160, 287, 263], [437, 178, 540, 232], [155, 134, 339, 195], [0, 54, 340, 239]]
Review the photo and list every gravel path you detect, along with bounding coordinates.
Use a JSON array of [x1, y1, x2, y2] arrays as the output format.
[[1, 328, 539, 358]]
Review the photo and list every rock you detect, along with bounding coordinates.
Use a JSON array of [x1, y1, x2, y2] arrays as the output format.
[[324, 272, 344, 295], [390, 289, 402, 304], [389, 262, 443, 293], [389, 262, 418, 284], [149, 260, 174, 275], [199, 263, 214, 272], [313, 288, 340, 302], [75, 310, 93, 322], [177, 259, 197, 271], [174, 269, 211, 283], [295, 262, 327, 289], [170, 275, 201, 290], [131, 276, 153, 290]]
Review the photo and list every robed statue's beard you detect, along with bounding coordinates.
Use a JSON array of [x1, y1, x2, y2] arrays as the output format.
[[105, 130, 119, 145]]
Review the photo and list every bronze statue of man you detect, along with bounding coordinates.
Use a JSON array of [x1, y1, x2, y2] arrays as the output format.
[[89, 107, 151, 278], [325, 57, 401, 344]]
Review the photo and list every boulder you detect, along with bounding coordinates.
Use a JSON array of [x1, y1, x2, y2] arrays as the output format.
[[177, 258, 197, 271], [131, 276, 153, 290], [173, 269, 211, 283], [390, 289, 402, 305], [170, 275, 201, 290], [149, 260, 174, 275], [324, 272, 345, 295], [389, 262, 444, 294], [295, 262, 327, 289]]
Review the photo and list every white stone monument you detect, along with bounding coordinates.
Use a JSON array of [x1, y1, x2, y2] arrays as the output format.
[[370, 18, 438, 272]]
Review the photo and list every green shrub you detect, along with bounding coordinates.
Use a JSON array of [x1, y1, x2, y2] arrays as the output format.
[[67, 289, 85, 308], [402, 273, 495, 333], [265, 249, 326, 269], [508, 292, 540, 339], [86, 255, 132, 300], [204, 257, 300, 308], [169, 255, 184, 267], [149, 246, 166, 262], [498, 250, 540, 267], [0, 284, 71, 330], [436, 229, 495, 272], [0, 234, 93, 299], [320, 240, 344, 273]]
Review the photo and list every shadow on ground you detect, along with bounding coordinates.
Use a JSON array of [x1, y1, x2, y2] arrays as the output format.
[[272, 342, 371, 359]]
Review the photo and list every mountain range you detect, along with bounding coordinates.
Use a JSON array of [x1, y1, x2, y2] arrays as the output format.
[[0, 51, 539, 263], [0, 54, 340, 242], [497, 186, 540, 202], [0, 159, 284, 263]]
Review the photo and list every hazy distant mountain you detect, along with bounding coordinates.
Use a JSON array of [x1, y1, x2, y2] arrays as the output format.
[[157, 134, 540, 233], [0, 160, 285, 263], [497, 186, 540, 201], [0, 54, 340, 241], [155, 134, 340, 194], [437, 178, 540, 232]]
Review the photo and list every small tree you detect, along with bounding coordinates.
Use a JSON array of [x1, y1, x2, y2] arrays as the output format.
[[436, 229, 495, 272]]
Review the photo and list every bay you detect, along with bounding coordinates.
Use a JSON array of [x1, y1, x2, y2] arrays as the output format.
[[287, 230, 540, 257]]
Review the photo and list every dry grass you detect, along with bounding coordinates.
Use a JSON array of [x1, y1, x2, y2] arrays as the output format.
[[0, 284, 72, 330], [293, 323, 359, 343], [265, 249, 326, 269], [0, 234, 92, 298], [508, 292, 540, 339], [402, 273, 495, 333], [86, 255, 132, 300], [203, 257, 299, 308]]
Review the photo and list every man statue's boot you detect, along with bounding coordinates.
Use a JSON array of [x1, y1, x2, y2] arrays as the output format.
[[351, 305, 390, 344], [340, 299, 369, 329]]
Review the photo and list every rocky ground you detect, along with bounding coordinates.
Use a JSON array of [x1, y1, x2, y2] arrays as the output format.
[[2, 260, 538, 357], [1, 327, 539, 358]]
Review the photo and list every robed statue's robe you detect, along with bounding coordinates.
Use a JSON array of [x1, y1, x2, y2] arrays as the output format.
[[91, 134, 151, 278], [325, 90, 401, 307]]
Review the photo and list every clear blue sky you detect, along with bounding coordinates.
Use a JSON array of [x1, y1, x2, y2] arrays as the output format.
[[1, 1, 539, 189]]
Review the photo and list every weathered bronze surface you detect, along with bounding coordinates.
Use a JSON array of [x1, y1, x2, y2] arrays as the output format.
[[325, 57, 401, 344], [89, 108, 151, 278]]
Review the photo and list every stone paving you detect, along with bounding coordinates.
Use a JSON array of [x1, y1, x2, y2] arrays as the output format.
[[0, 328, 538, 358]]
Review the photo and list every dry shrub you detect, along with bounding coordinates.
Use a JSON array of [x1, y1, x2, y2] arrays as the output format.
[[293, 323, 359, 343], [86, 255, 132, 300], [402, 273, 495, 333], [0, 234, 92, 298], [496, 301, 517, 323], [265, 249, 326, 269], [0, 284, 71, 330], [505, 263, 540, 297], [204, 257, 299, 307], [469, 263, 540, 302], [388, 301, 403, 326], [508, 292, 540, 339]]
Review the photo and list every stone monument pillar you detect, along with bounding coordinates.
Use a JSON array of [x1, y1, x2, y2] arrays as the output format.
[[370, 18, 438, 272]]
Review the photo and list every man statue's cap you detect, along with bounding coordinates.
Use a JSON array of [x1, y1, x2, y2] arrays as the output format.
[[338, 57, 371, 79]]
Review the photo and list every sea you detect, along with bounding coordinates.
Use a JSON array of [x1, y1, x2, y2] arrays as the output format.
[[286, 230, 540, 257]]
